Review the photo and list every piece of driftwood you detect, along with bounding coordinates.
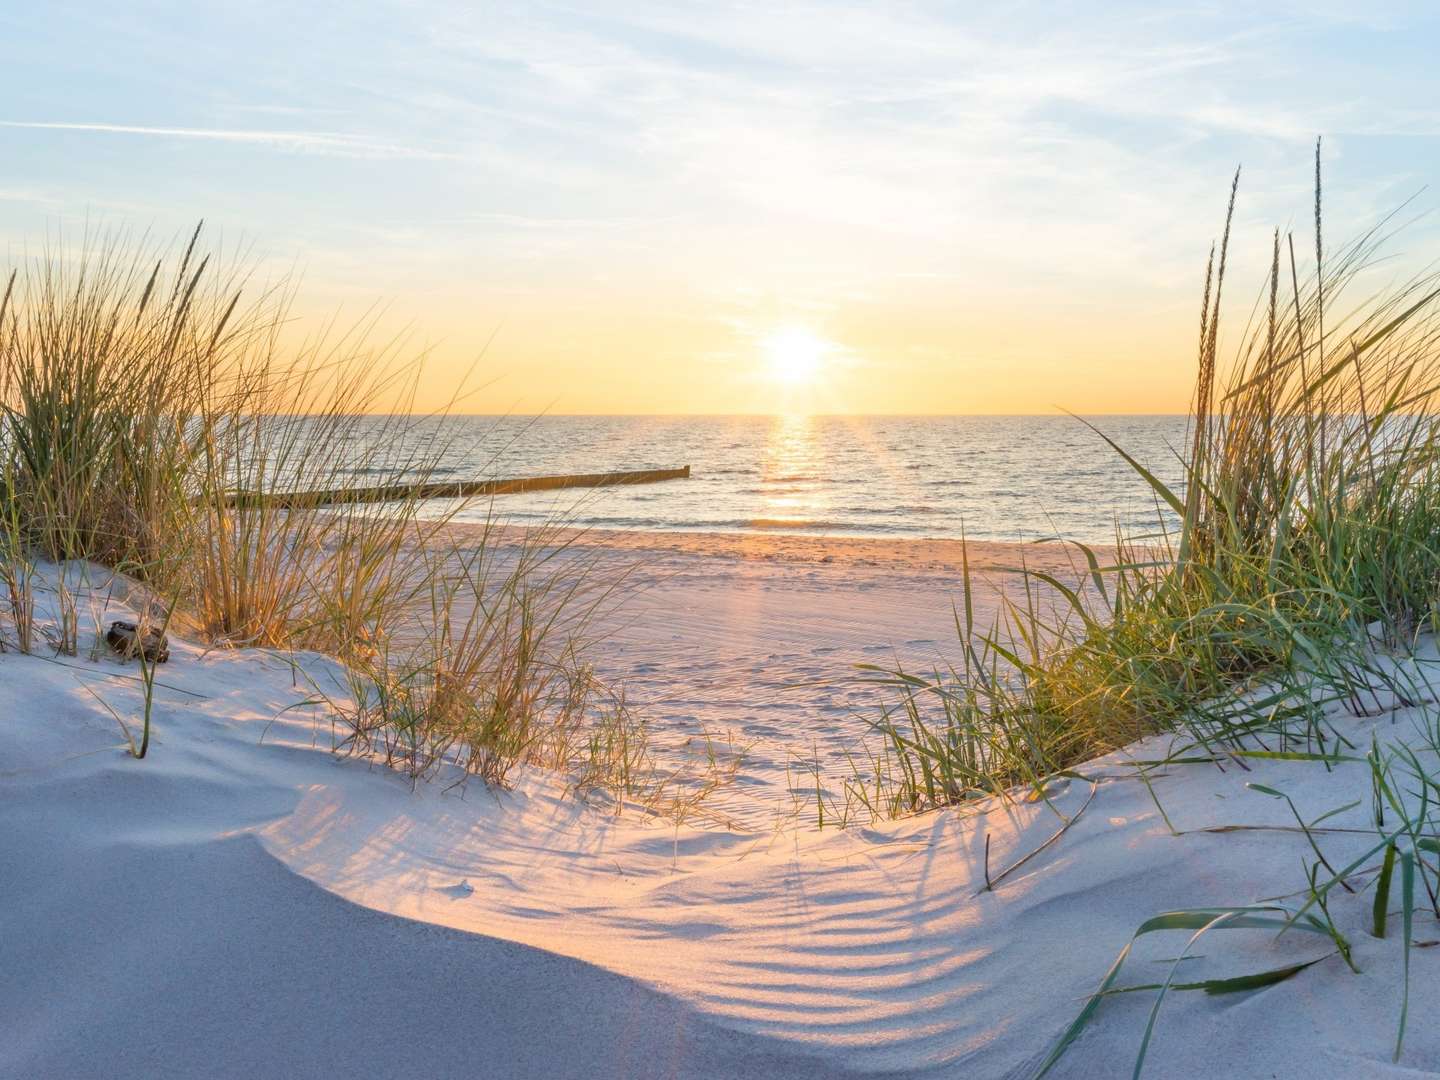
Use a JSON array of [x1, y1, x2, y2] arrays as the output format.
[[220, 465, 692, 510], [106, 620, 170, 664]]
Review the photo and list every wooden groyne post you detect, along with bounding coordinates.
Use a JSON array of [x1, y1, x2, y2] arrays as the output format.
[[222, 465, 691, 510]]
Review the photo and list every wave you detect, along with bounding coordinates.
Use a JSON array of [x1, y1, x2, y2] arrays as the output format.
[[839, 504, 945, 517], [346, 465, 458, 477], [743, 517, 878, 531]]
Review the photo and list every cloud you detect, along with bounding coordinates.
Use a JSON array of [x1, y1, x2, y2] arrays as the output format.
[[445, 212, 680, 232], [5, 3, 1436, 321], [0, 121, 450, 159], [0, 187, 61, 207]]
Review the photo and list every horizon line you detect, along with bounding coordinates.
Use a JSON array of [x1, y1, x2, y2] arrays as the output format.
[[340, 411, 1196, 419]]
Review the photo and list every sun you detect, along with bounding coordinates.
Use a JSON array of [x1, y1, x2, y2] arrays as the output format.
[[762, 326, 831, 384]]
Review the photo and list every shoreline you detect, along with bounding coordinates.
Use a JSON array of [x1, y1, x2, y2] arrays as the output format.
[[451, 521, 1105, 576]]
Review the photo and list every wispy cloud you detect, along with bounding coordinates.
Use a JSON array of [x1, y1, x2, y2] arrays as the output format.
[[0, 121, 450, 159], [447, 212, 681, 232], [0, 186, 61, 207]]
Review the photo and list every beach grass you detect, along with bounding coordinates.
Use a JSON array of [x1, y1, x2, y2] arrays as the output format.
[[0, 225, 676, 803], [850, 146, 1440, 1074], [861, 151, 1440, 816]]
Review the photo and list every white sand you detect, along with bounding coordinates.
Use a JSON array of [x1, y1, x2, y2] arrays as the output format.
[[5, 546, 1440, 1078], [461, 527, 1092, 828]]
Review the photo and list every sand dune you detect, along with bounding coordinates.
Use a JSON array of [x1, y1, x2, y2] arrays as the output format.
[[6, 550, 1440, 1078]]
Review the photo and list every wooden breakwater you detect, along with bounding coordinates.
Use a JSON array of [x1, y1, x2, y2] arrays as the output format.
[[222, 465, 691, 510]]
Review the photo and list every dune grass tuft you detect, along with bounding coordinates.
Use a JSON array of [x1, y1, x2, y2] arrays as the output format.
[[860, 150, 1440, 818], [0, 225, 680, 807], [852, 146, 1440, 1074]]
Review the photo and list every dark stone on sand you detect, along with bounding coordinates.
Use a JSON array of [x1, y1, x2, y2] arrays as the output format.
[[105, 620, 170, 663]]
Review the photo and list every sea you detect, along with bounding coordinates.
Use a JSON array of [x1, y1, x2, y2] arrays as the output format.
[[347, 414, 1192, 546]]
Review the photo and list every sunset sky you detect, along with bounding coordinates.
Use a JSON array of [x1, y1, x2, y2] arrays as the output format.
[[4, 3, 1440, 414]]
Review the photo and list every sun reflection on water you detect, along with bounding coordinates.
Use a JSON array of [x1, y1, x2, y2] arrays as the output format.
[[756, 413, 829, 529]]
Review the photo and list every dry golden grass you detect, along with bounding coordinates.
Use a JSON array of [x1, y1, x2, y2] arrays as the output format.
[[0, 224, 722, 808]]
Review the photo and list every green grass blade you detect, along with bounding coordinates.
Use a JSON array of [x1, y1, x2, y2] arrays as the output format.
[[1036, 907, 1330, 1078], [1395, 850, 1415, 1062], [1373, 842, 1397, 938]]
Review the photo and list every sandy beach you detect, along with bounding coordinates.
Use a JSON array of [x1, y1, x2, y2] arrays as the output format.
[[7, 539, 1440, 1078], [463, 527, 1091, 827]]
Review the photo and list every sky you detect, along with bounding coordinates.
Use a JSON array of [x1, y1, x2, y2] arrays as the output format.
[[4, 2, 1440, 415]]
